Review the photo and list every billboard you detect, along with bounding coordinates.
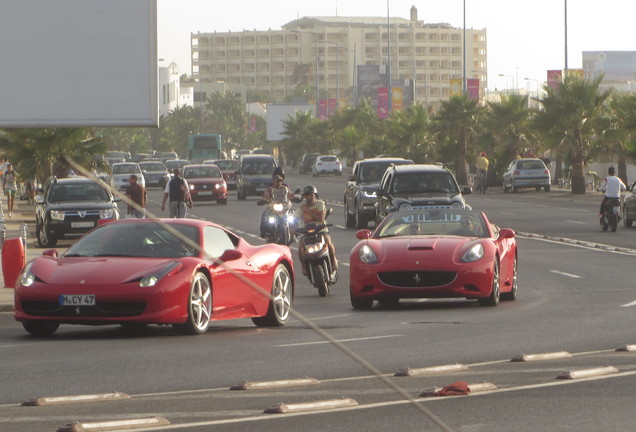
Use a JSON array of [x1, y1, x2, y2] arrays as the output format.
[[0, 0, 158, 127], [265, 103, 313, 141], [583, 51, 636, 83]]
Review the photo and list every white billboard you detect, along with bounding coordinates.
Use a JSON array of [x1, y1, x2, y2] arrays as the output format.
[[0, 0, 157, 127], [266, 103, 313, 141]]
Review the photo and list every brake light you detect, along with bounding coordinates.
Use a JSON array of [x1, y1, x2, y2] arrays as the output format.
[[513, 170, 520, 175]]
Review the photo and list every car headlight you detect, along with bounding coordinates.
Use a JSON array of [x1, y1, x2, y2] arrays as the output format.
[[451, 202, 465, 209], [19, 263, 36, 287], [267, 216, 276, 224], [139, 262, 181, 287], [215, 183, 222, 189], [358, 244, 378, 264], [398, 203, 412, 211], [50, 210, 65, 221], [362, 190, 377, 198], [189, 184, 195, 190], [461, 243, 484, 263], [100, 209, 115, 219]]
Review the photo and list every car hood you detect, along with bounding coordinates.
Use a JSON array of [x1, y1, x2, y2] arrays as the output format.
[[241, 174, 271, 182], [187, 178, 225, 185], [359, 183, 381, 192], [45, 201, 116, 210], [29, 256, 184, 285], [369, 236, 477, 263]]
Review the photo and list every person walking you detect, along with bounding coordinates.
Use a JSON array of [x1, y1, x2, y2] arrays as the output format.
[[161, 169, 192, 218], [2, 163, 18, 218], [125, 174, 147, 218]]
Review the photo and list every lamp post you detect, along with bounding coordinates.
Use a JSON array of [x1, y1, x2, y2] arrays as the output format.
[[523, 77, 540, 99], [498, 73, 514, 93]]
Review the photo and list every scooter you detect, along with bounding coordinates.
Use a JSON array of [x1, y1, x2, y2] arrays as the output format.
[[601, 198, 621, 232], [296, 209, 337, 297], [258, 200, 296, 246]]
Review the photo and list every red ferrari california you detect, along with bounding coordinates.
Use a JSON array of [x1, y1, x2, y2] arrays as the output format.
[[349, 209, 517, 309], [15, 219, 294, 336]]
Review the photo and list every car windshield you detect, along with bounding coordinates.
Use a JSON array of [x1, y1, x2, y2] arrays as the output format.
[[65, 222, 199, 258], [139, 162, 166, 171], [243, 161, 275, 175], [517, 160, 546, 170], [393, 172, 458, 194], [165, 160, 189, 170], [213, 160, 239, 171], [112, 164, 140, 174], [320, 156, 338, 162], [376, 210, 487, 238], [360, 162, 393, 182], [184, 166, 222, 178], [49, 182, 110, 203]]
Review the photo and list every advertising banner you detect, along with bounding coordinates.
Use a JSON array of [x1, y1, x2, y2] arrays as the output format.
[[547, 70, 562, 90], [377, 87, 389, 119], [467, 78, 480, 100]]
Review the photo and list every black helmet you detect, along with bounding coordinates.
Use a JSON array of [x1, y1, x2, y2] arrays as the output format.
[[272, 166, 285, 179], [301, 185, 318, 197]]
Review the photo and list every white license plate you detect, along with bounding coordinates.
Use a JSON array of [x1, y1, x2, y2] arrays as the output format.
[[59, 294, 95, 306], [256, 188, 266, 193], [198, 191, 213, 196], [71, 221, 95, 228]]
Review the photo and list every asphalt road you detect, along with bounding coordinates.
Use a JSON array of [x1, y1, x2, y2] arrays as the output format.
[[1, 173, 634, 432]]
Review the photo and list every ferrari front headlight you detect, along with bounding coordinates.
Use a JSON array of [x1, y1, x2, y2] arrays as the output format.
[[140, 261, 181, 287], [358, 244, 378, 264], [460, 243, 484, 263], [19, 263, 36, 287]]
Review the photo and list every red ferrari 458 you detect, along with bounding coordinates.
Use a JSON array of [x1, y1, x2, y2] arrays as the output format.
[[349, 209, 517, 309], [15, 219, 294, 336]]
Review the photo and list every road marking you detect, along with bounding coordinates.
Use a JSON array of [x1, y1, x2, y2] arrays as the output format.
[[334, 224, 346, 229], [549, 270, 582, 278], [620, 299, 636, 307], [565, 219, 586, 225], [277, 334, 402, 347], [293, 313, 352, 322]]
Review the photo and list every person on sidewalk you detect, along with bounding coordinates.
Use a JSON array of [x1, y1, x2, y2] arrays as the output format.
[[2, 163, 18, 218], [125, 174, 147, 218], [161, 169, 192, 218]]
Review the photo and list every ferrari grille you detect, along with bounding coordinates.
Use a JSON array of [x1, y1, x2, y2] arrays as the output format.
[[21, 301, 146, 317], [378, 271, 456, 287]]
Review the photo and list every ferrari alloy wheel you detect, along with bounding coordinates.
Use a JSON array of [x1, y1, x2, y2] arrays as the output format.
[[479, 260, 500, 307], [22, 321, 59, 337], [174, 272, 212, 335], [502, 255, 518, 301], [252, 264, 292, 327], [350, 291, 373, 310]]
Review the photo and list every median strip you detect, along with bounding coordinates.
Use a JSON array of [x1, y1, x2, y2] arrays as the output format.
[[264, 398, 358, 413], [230, 377, 320, 390], [556, 366, 619, 379], [615, 344, 636, 352], [57, 417, 169, 431], [22, 392, 130, 406], [395, 363, 468, 377], [511, 351, 572, 362]]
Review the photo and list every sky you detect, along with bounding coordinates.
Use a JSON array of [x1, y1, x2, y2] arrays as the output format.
[[158, 0, 636, 92]]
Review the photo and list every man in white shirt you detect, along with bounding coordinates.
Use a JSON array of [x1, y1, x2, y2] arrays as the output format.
[[599, 166, 626, 218]]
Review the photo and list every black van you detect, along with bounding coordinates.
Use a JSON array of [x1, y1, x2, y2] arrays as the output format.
[[235, 154, 278, 200]]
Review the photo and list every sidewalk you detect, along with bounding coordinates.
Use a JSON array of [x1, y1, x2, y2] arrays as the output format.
[[0, 199, 37, 312]]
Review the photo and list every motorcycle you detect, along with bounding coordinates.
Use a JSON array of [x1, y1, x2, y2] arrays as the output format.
[[601, 198, 621, 232], [296, 209, 337, 297], [257, 200, 296, 246]]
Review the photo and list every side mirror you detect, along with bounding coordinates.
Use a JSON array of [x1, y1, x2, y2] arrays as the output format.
[[326, 208, 333, 217], [498, 228, 516, 239], [347, 174, 356, 182], [257, 199, 268, 206], [42, 249, 58, 257], [463, 186, 472, 195], [377, 189, 385, 197], [294, 187, 301, 194], [291, 196, 302, 203], [214, 249, 243, 266], [356, 229, 372, 240]]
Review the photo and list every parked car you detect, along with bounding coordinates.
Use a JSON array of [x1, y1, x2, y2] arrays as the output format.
[[235, 154, 278, 200], [138, 160, 170, 188], [312, 154, 342, 176], [299, 153, 320, 175], [344, 157, 414, 229], [182, 164, 228, 204], [502, 158, 551, 192], [621, 180, 636, 227], [131, 153, 153, 163], [205, 159, 239, 190], [109, 162, 145, 191], [158, 151, 178, 163], [35, 176, 120, 248], [15, 218, 294, 336], [165, 159, 191, 173], [375, 164, 472, 225], [349, 208, 518, 309]]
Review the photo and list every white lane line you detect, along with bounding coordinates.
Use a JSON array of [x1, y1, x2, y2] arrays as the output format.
[[501, 212, 516, 215], [549, 270, 582, 278], [334, 224, 346, 229], [277, 334, 402, 347], [292, 313, 352, 322], [620, 299, 636, 307], [565, 220, 586, 225]]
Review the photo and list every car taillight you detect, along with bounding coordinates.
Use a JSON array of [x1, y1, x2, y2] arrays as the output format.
[[544, 170, 549, 174], [513, 170, 520, 175]]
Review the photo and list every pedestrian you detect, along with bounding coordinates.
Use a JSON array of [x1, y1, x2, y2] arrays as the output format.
[[125, 174, 147, 218], [0, 157, 8, 177], [3, 163, 18, 218], [161, 168, 192, 218]]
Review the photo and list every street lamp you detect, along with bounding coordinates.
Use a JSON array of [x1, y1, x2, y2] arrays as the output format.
[[523, 77, 540, 99], [498, 73, 514, 93]]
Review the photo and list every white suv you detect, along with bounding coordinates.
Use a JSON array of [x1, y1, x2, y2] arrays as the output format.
[[312, 155, 342, 176], [110, 162, 145, 191]]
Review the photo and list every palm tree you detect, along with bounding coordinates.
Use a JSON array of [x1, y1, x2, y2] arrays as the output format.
[[432, 95, 483, 184], [385, 104, 432, 162], [535, 74, 612, 194], [599, 94, 636, 183]]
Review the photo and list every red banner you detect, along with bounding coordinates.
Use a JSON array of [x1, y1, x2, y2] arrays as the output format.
[[547, 70, 562, 90], [377, 87, 389, 119], [467, 79, 480, 100]]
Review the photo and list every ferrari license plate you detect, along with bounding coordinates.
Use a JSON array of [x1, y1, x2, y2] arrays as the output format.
[[71, 221, 94, 228], [59, 295, 95, 306]]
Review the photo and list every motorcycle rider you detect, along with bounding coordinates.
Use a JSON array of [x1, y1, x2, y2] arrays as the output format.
[[260, 167, 295, 238], [598, 166, 626, 218], [296, 185, 337, 276]]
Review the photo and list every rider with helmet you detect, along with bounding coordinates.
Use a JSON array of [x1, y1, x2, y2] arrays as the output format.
[[260, 167, 295, 238], [297, 185, 337, 276]]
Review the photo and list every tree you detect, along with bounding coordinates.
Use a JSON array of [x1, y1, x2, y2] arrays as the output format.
[[599, 93, 636, 183], [535, 74, 612, 194], [385, 104, 432, 162]]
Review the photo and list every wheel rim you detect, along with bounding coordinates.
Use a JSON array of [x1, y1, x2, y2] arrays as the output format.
[[272, 267, 291, 321], [492, 262, 500, 301], [511, 257, 518, 297], [38, 224, 48, 245], [190, 274, 211, 331]]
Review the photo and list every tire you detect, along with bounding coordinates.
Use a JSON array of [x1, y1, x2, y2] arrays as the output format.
[[344, 199, 355, 228], [602, 220, 609, 232], [501, 255, 518, 301], [478, 260, 500, 307], [36, 222, 57, 248], [313, 264, 328, 297], [544, 185, 551, 192], [378, 297, 400, 306], [237, 188, 246, 201], [350, 291, 373, 310], [252, 264, 292, 327], [22, 321, 59, 337], [623, 207, 633, 227], [217, 198, 227, 205], [173, 272, 212, 335], [535, 186, 541, 191], [354, 202, 368, 229], [609, 212, 618, 232], [503, 183, 509, 193]]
